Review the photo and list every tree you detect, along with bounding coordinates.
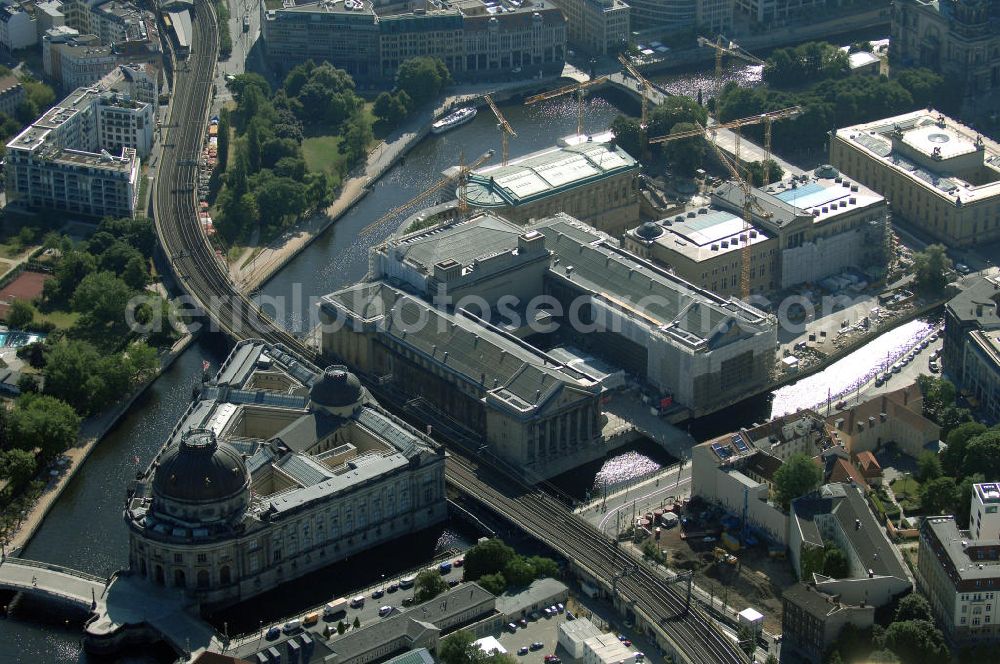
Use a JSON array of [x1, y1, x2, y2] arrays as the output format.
[[439, 630, 478, 664], [0, 448, 37, 488], [916, 374, 957, 423], [881, 619, 947, 663], [352, 616, 360, 629], [255, 175, 309, 234], [611, 115, 644, 159], [943, 421, 986, 476], [961, 430, 1000, 479], [396, 57, 451, 108], [8, 393, 81, 459], [920, 476, 959, 515], [801, 543, 826, 579], [122, 255, 149, 291], [463, 538, 516, 580], [343, 116, 374, 166], [124, 341, 159, 384], [373, 91, 409, 127], [17, 373, 39, 393], [916, 451, 942, 482], [478, 572, 507, 596], [912, 244, 951, 294], [526, 555, 559, 579], [217, 110, 231, 172], [49, 250, 97, 303], [502, 556, 535, 588], [42, 340, 128, 415], [822, 546, 850, 579], [70, 271, 135, 346], [746, 159, 783, 186], [6, 299, 34, 329], [773, 452, 822, 509], [895, 593, 933, 623], [647, 95, 707, 141], [937, 404, 973, 439], [663, 122, 705, 175], [96, 217, 157, 258], [336, 620, 346, 635], [414, 569, 449, 603]]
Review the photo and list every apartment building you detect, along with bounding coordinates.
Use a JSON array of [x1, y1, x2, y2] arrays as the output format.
[[944, 275, 1000, 424], [97, 62, 158, 104], [0, 74, 25, 117], [0, 1, 37, 50], [5, 83, 153, 218], [830, 110, 1000, 248], [262, 0, 566, 82], [549, 0, 628, 55], [919, 492, 1000, 646]]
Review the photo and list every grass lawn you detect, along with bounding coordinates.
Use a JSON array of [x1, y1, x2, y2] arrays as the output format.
[[32, 309, 79, 331], [891, 476, 922, 512], [301, 134, 349, 178]]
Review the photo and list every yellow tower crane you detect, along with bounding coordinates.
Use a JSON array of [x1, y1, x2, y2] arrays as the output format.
[[650, 108, 798, 299], [524, 76, 609, 137], [697, 36, 765, 102], [484, 94, 517, 166], [359, 150, 494, 238], [648, 106, 799, 185], [617, 54, 654, 127]]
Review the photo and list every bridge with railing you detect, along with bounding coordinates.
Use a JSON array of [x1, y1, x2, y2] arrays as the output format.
[[0, 557, 106, 610]]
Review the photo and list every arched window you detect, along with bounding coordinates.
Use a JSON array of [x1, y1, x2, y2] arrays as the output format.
[[140, 560, 147, 577], [174, 569, 186, 588], [220, 566, 231, 585], [197, 570, 210, 589], [154, 564, 164, 585]]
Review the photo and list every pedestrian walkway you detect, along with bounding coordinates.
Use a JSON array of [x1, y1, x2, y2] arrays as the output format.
[[0, 557, 105, 609]]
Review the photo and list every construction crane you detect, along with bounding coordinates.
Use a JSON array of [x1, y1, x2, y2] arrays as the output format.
[[697, 35, 764, 101], [648, 106, 799, 185], [524, 76, 609, 137], [484, 94, 516, 166], [360, 151, 494, 237], [617, 54, 654, 127], [654, 120, 777, 299]]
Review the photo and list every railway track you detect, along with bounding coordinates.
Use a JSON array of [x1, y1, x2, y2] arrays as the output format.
[[150, 5, 746, 663]]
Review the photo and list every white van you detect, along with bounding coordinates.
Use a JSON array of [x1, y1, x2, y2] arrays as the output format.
[[350, 595, 365, 608], [399, 575, 416, 589], [282, 619, 302, 634]]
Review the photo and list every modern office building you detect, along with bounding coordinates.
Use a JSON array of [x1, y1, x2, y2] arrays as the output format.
[[944, 275, 1000, 424], [891, 0, 1000, 98], [734, 0, 824, 24], [124, 340, 447, 609], [919, 505, 1000, 646], [261, 0, 566, 82], [5, 82, 153, 218], [626, 0, 695, 31], [626, 166, 888, 297], [696, 0, 732, 35], [321, 212, 776, 476], [830, 110, 1000, 248], [548, 0, 628, 55], [463, 135, 640, 236]]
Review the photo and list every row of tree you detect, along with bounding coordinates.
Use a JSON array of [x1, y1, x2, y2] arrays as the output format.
[[715, 66, 954, 152], [214, 69, 360, 242], [461, 538, 560, 596], [372, 57, 452, 130], [825, 594, 948, 664]]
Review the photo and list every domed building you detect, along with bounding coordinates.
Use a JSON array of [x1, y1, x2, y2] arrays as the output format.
[[126, 342, 446, 608]]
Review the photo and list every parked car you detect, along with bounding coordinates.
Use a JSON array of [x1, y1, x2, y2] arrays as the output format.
[[265, 626, 281, 640], [507, 622, 519, 633], [518, 647, 529, 656], [556, 603, 564, 613], [454, 557, 464, 567], [518, 618, 528, 628], [956, 262, 972, 274], [530, 642, 544, 651], [387, 583, 399, 593], [402, 597, 414, 607], [529, 611, 540, 621], [282, 619, 302, 634], [372, 589, 384, 599], [378, 606, 394, 617]]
